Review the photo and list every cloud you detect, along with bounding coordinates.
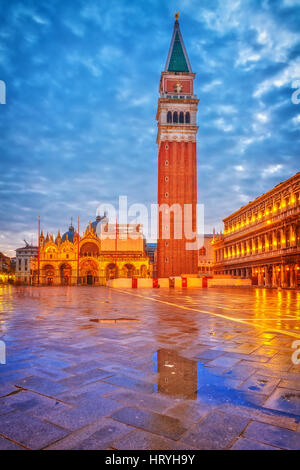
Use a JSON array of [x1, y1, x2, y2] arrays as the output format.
[[253, 57, 300, 97], [234, 165, 245, 172], [262, 164, 283, 177], [256, 112, 269, 122], [214, 118, 233, 133], [292, 114, 300, 125]]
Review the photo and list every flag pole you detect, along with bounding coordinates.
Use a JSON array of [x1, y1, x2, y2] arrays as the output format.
[[77, 216, 80, 285], [115, 217, 118, 277], [38, 215, 40, 285]]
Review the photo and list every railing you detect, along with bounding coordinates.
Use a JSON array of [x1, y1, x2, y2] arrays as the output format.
[[215, 245, 299, 266], [160, 93, 197, 99]]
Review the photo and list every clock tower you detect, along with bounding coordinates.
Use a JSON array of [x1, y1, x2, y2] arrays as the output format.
[[156, 14, 199, 278]]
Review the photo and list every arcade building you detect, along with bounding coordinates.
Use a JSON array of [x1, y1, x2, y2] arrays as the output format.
[[213, 172, 300, 288], [31, 216, 150, 286]]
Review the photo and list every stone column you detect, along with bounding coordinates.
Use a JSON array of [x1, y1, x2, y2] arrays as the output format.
[[258, 267, 264, 287], [265, 266, 271, 287], [280, 264, 285, 288], [290, 266, 296, 289], [272, 265, 277, 287]]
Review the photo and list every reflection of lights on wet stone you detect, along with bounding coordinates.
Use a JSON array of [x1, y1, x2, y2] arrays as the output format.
[[90, 318, 138, 324]]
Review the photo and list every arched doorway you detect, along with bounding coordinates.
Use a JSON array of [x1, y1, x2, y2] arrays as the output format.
[[106, 263, 118, 280], [42, 264, 55, 285], [122, 263, 136, 278], [80, 259, 99, 285], [60, 263, 72, 285], [86, 271, 93, 285], [251, 269, 258, 286], [267, 266, 273, 286]]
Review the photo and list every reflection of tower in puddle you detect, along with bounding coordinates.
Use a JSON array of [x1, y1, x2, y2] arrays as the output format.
[[155, 349, 197, 399]]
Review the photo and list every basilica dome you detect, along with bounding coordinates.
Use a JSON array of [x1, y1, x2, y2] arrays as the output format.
[[62, 224, 75, 242], [88, 214, 108, 234]]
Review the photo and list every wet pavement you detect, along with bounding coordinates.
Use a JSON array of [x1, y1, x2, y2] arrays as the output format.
[[0, 284, 300, 450]]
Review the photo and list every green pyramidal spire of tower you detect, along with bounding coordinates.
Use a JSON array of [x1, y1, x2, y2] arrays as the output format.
[[165, 13, 192, 73]]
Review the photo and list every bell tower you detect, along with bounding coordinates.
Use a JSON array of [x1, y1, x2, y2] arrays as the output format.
[[156, 13, 199, 278]]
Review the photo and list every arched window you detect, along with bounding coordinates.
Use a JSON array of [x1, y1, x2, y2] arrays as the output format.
[[185, 112, 190, 123], [179, 112, 184, 123], [167, 111, 172, 123], [173, 112, 178, 123]]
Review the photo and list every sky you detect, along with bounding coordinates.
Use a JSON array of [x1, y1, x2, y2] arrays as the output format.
[[0, 0, 299, 255]]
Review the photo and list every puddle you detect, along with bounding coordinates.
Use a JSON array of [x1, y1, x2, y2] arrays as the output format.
[[90, 318, 138, 324], [258, 379, 268, 385], [152, 348, 300, 423], [281, 393, 300, 403], [248, 379, 268, 391]]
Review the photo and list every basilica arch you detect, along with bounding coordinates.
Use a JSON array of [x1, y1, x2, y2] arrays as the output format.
[[42, 264, 55, 286], [122, 263, 136, 278], [105, 263, 118, 280], [80, 259, 99, 285], [59, 263, 72, 285], [80, 242, 99, 258]]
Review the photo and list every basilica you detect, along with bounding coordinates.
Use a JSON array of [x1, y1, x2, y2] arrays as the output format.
[[31, 215, 150, 286]]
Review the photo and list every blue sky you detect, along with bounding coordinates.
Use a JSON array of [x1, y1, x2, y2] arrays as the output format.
[[0, 0, 299, 255]]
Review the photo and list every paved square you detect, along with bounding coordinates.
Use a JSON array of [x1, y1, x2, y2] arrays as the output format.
[[0, 285, 299, 450]]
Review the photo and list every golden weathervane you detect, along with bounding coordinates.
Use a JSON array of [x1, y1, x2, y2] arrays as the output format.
[[175, 11, 180, 21]]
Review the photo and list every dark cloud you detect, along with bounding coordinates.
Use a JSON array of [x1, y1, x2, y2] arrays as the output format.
[[0, 0, 299, 254]]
